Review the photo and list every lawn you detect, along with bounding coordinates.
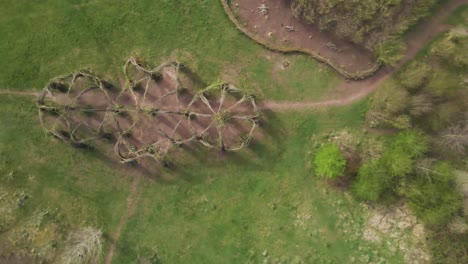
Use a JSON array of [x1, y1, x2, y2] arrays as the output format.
[[111, 102, 408, 263], [0, 92, 410, 263], [0, 0, 342, 102]]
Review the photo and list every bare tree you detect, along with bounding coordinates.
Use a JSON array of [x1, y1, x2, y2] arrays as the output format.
[[61, 227, 103, 264], [409, 93, 433, 117], [439, 123, 468, 154]]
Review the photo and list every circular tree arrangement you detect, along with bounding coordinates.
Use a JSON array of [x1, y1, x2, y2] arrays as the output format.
[[186, 81, 260, 151], [37, 57, 262, 166], [37, 70, 115, 149]]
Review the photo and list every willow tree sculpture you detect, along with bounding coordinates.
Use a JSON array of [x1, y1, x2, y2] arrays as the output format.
[[37, 70, 115, 148], [37, 57, 261, 166]]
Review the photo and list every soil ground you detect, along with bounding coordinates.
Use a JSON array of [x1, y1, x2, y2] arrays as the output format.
[[38, 66, 258, 172], [230, 0, 377, 74]]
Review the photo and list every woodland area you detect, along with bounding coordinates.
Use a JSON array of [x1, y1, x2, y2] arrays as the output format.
[[313, 27, 468, 263], [290, 0, 439, 63]]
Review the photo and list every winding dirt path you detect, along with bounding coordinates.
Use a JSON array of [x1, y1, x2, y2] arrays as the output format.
[[1, 0, 466, 113], [261, 0, 467, 111]]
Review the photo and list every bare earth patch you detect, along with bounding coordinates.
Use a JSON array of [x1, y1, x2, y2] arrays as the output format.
[[364, 204, 431, 264], [259, 0, 467, 111], [36, 59, 261, 173], [226, 0, 379, 77]]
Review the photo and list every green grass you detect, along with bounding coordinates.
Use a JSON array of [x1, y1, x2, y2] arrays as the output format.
[[112, 101, 405, 263], [0, 95, 131, 255], [445, 4, 468, 26], [0, 93, 407, 263], [0, 0, 341, 101], [0, 0, 439, 262], [238, 55, 341, 101]]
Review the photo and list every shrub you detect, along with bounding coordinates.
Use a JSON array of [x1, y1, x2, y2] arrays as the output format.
[[289, 0, 438, 57], [367, 83, 412, 128], [427, 227, 468, 264], [313, 143, 346, 179], [376, 37, 405, 66], [399, 62, 432, 91], [61, 227, 103, 264], [409, 94, 433, 117]]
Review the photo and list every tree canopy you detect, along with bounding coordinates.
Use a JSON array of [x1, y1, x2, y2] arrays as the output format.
[[314, 143, 346, 179]]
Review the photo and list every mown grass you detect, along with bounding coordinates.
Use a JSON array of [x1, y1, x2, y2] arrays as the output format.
[[0, 0, 341, 101], [112, 101, 405, 264], [238, 54, 341, 101]]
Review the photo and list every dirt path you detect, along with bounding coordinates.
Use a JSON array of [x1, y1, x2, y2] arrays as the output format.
[[2, 0, 466, 113], [260, 0, 468, 111], [104, 175, 142, 264], [0, 90, 38, 96]]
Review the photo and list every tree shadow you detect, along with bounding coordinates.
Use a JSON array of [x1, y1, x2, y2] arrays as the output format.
[[37, 60, 289, 184], [179, 64, 208, 90], [153, 108, 287, 184]]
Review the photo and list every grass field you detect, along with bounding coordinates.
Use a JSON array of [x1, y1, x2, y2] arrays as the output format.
[[1, 0, 465, 263], [111, 103, 410, 263], [0, 95, 132, 258], [0, 94, 410, 263], [0, 0, 341, 101]]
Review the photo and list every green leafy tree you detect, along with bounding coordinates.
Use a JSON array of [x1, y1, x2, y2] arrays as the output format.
[[406, 163, 462, 226], [376, 38, 405, 66], [382, 130, 429, 178], [314, 143, 346, 179], [352, 130, 429, 201], [352, 159, 391, 201], [383, 149, 413, 177], [392, 130, 429, 159]]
